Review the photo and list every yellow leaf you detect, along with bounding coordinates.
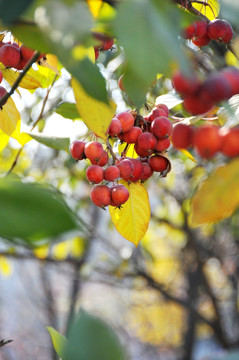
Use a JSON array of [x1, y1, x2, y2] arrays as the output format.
[[41, 54, 61, 74], [179, 148, 197, 163], [109, 180, 150, 246], [228, 36, 239, 66], [0, 256, 12, 276], [11, 122, 32, 145], [118, 143, 138, 158], [0, 97, 20, 136], [190, 158, 239, 226], [191, 0, 220, 21], [0, 131, 9, 151], [72, 78, 116, 140], [87, 0, 103, 17], [0, 63, 41, 90]]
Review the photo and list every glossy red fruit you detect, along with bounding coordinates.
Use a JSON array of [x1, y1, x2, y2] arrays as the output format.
[[117, 158, 134, 181], [116, 112, 135, 133], [111, 185, 129, 206], [222, 22, 233, 43], [0, 70, 3, 83], [118, 74, 125, 91], [151, 117, 173, 139], [172, 124, 194, 149], [137, 132, 157, 152], [0, 86, 7, 106], [172, 70, 201, 96], [221, 128, 239, 157], [154, 137, 171, 152], [128, 158, 144, 182], [0, 44, 21, 68], [70, 140, 86, 160], [86, 165, 104, 184], [194, 20, 208, 37], [84, 141, 104, 163], [192, 33, 211, 47], [104, 166, 120, 181], [207, 19, 233, 43], [193, 125, 222, 158], [15, 57, 28, 70], [108, 118, 122, 137], [182, 23, 197, 39], [141, 162, 153, 181], [199, 73, 232, 103], [156, 104, 169, 117], [222, 67, 239, 96], [183, 96, 214, 115], [148, 155, 169, 172], [90, 185, 111, 208], [91, 150, 108, 166], [148, 108, 167, 123], [122, 126, 142, 144], [94, 48, 99, 60], [134, 142, 153, 157], [103, 38, 114, 51]]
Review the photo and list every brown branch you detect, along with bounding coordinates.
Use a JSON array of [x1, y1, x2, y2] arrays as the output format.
[[0, 339, 13, 347]]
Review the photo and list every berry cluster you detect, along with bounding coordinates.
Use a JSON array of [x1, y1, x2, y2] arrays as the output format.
[[92, 32, 114, 60], [172, 123, 239, 159], [182, 18, 233, 47], [70, 105, 172, 208], [172, 66, 239, 115]]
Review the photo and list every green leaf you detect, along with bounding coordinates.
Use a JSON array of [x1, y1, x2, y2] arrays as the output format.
[[0, 178, 78, 245], [47, 327, 67, 359], [0, 0, 34, 25], [64, 309, 127, 360], [114, 0, 189, 107], [28, 133, 70, 152], [55, 102, 80, 120]]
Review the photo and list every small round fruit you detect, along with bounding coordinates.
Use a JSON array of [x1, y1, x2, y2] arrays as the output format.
[[0, 44, 21, 68], [91, 149, 108, 166], [137, 132, 157, 152], [156, 104, 169, 117], [207, 19, 232, 42], [172, 70, 201, 96], [108, 118, 122, 137], [116, 112, 135, 133], [103, 38, 114, 51], [122, 126, 142, 144], [199, 73, 232, 103], [118, 74, 125, 92], [182, 23, 197, 39], [117, 158, 134, 181], [111, 185, 129, 206], [192, 33, 211, 47], [154, 137, 171, 152], [148, 155, 169, 172], [0, 86, 7, 106], [193, 125, 222, 158], [221, 127, 239, 157], [141, 162, 153, 181], [70, 140, 86, 160], [84, 141, 104, 163], [86, 165, 104, 184], [129, 158, 144, 182], [90, 185, 111, 208], [134, 142, 153, 157], [104, 166, 120, 181], [222, 67, 239, 96], [94, 48, 99, 60], [0, 70, 3, 83], [151, 117, 173, 139], [148, 108, 167, 122], [194, 20, 208, 38], [183, 96, 214, 115], [172, 124, 194, 149]]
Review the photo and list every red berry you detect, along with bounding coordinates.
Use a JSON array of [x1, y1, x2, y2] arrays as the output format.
[[183, 96, 214, 115], [172, 70, 201, 96], [90, 185, 111, 208], [134, 142, 153, 157], [207, 19, 233, 43], [0, 86, 7, 106], [94, 48, 99, 60], [172, 124, 194, 149], [84, 141, 104, 163], [91, 150, 108, 166], [193, 125, 222, 158], [103, 38, 114, 51], [192, 33, 211, 47], [118, 74, 125, 91], [86, 165, 104, 184], [221, 128, 239, 157], [156, 104, 169, 117], [222, 67, 239, 96], [148, 155, 169, 172], [182, 23, 197, 39], [122, 126, 142, 144], [151, 117, 173, 139], [0, 44, 21, 68], [199, 73, 232, 103], [154, 137, 171, 152], [108, 118, 122, 137], [128, 158, 144, 182], [117, 159, 134, 181], [70, 140, 86, 160], [137, 132, 157, 152], [111, 185, 129, 207], [148, 108, 167, 123], [116, 112, 135, 133], [0, 70, 3, 83], [141, 162, 153, 181], [104, 166, 120, 181], [195, 20, 208, 37], [222, 22, 233, 43]]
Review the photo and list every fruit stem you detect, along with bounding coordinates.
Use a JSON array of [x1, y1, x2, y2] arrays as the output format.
[[106, 139, 118, 164]]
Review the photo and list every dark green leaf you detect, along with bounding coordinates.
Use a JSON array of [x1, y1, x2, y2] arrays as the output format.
[[114, 0, 189, 107], [0, 178, 78, 245], [55, 102, 80, 120], [47, 327, 67, 359], [28, 133, 70, 152], [0, 0, 34, 25], [64, 309, 127, 360]]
